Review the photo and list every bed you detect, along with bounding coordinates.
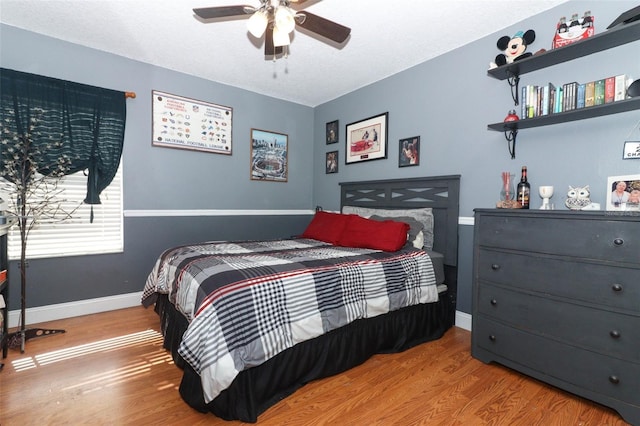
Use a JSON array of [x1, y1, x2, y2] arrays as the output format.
[[142, 175, 460, 422]]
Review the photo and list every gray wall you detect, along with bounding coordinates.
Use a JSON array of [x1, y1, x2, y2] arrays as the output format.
[[2, 1, 639, 315], [1, 24, 315, 309], [312, 1, 640, 313]]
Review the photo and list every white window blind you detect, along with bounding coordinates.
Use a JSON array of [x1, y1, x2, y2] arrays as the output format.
[[7, 165, 123, 260]]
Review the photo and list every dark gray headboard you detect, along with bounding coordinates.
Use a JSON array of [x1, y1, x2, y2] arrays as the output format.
[[339, 175, 460, 268]]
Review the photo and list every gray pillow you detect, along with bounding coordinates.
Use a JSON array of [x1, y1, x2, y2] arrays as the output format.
[[341, 206, 434, 250]]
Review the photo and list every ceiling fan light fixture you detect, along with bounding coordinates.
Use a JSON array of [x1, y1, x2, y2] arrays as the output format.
[[247, 10, 268, 38], [273, 25, 291, 47], [274, 5, 296, 33]]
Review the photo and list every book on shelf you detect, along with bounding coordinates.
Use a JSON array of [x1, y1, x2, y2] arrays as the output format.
[[541, 83, 551, 116], [562, 82, 578, 111], [605, 76, 616, 103], [549, 84, 557, 114], [585, 81, 595, 107], [537, 86, 544, 117], [594, 79, 606, 105], [576, 83, 586, 109], [614, 74, 628, 101], [554, 86, 563, 113], [527, 85, 537, 118], [562, 83, 569, 111]]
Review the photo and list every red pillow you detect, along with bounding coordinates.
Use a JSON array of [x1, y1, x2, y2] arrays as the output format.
[[338, 215, 409, 252], [301, 211, 351, 244]]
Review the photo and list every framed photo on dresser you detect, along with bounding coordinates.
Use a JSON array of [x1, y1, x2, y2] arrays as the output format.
[[606, 174, 640, 211]]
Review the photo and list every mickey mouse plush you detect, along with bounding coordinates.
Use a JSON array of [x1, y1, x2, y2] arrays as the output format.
[[490, 29, 536, 68]]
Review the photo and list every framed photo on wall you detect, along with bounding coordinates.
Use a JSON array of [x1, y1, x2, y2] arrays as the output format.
[[399, 136, 420, 167], [345, 112, 388, 164], [606, 174, 640, 211], [250, 128, 288, 182], [326, 151, 338, 174], [326, 120, 339, 144]]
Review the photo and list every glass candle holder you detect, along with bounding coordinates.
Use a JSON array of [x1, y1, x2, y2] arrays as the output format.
[[501, 173, 516, 201]]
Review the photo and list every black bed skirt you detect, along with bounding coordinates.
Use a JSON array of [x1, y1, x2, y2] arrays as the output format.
[[154, 293, 453, 423]]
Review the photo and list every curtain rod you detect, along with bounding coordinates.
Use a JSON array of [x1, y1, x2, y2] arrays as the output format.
[[125, 92, 136, 99]]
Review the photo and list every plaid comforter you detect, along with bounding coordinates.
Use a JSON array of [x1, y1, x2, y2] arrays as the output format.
[[142, 238, 438, 403]]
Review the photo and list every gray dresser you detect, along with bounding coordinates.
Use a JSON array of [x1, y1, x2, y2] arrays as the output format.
[[471, 209, 640, 425]]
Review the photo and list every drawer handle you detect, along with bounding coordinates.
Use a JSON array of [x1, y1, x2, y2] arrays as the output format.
[[613, 238, 624, 246], [609, 375, 620, 385], [490, 299, 498, 306], [489, 335, 496, 342], [610, 330, 621, 339], [612, 283, 623, 292], [491, 264, 500, 271]]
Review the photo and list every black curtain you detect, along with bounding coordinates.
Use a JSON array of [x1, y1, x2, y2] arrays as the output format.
[[0, 68, 126, 206]]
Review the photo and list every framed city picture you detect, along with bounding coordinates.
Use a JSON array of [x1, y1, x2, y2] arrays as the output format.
[[345, 112, 388, 164], [399, 136, 420, 167], [250, 128, 288, 182], [606, 174, 640, 211], [326, 151, 338, 174], [326, 120, 339, 144]]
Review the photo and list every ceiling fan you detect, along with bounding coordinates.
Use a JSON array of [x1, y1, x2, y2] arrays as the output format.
[[193, 0, 351, 59]]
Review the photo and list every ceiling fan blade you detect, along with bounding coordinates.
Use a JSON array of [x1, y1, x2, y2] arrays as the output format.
[[193, 5, 253, 20], [265, 25, 284, 58], [296, 11, 350, 44]]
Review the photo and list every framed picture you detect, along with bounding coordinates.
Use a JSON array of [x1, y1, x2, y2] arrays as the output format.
[[606, 174, 640, 211], [250, 128, 288, 182], [326, 151, 339, 174], [152, 90, 232, 155], [345, 112, 388, 164], [399, 136, 420, 167], [326, 120, 339, 144], [623, 141, 640, 159]]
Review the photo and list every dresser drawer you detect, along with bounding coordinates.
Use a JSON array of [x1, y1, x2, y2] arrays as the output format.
[[476, 248, 640, 312], [474, 317, 640, 406], [476, 214, 640, 264], [476, 284, 640, 362]]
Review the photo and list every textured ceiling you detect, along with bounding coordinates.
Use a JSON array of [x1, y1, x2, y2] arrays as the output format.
[[0, 0, 569, 106]]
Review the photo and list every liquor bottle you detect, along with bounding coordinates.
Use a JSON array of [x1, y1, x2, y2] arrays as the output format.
[[517, 166, 530, 209]]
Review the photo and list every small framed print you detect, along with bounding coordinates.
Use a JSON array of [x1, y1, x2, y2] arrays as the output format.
[[345, 112, 388, 164], [326, 120, 339, 144], [623, 141, 640, 159], [399, 136, 420, 167], [326, 151, 338, 174], [606, 174, 640, 211]]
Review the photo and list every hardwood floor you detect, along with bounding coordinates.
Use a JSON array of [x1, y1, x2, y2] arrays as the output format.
[[0, 306, 630, 425]]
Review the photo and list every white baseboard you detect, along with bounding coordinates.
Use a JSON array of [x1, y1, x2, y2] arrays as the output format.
[[7, 292, 143, 328], [9, 294, 473, 334], [455, 311, 472, 331]]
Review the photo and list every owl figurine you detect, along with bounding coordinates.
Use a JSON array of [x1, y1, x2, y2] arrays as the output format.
[[565, 185, 591, 210]]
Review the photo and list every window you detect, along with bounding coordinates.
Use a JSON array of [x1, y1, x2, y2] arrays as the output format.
[[6, 164, 123, 260]]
